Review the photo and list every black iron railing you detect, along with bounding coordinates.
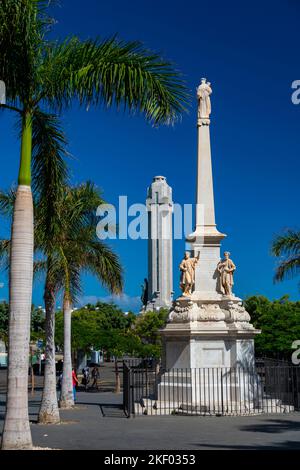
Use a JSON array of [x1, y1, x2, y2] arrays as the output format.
[[123, 359, 300, 417]]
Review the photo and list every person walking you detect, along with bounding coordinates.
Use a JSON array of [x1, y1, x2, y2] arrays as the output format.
[[72, 368, 79, 402], [82, 366, 90, 391], [91, 366, 100, 391]]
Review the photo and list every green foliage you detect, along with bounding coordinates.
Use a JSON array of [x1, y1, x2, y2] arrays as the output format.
[[34, 182, 123, 304], [0, 301, 9, 343], [0, 302, 45, 344], [134, 308, 169, 358], [245, 295, 300, 357], [55, 302, 138, 356], [55, 304, 170, 359], [30, 306, 45, 341]]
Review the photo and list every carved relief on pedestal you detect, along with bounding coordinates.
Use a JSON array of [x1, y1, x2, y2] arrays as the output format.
[[168, 298, 228, 323], [168, 297, 194, 323], [168, 296, 254, 329], [197, 303, 226, 322], [223, 300, 254, 330]]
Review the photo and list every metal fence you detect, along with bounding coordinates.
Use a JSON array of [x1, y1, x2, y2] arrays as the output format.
[[123, 359, 300, 417]]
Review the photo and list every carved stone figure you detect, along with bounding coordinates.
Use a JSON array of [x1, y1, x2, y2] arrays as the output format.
[[141, 278, 149, 306], [217, 251, 236, 296], [197, 78, 212, 121], [179, 251, 199, 296]]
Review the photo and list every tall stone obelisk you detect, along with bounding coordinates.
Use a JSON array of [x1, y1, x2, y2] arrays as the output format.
[[190, 78, 226, 298], [144, 176, 173, 311], [160, 79, 260, 372]]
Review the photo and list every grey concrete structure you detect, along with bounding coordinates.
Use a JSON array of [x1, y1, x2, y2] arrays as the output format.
[[143, 176, 173, 311]]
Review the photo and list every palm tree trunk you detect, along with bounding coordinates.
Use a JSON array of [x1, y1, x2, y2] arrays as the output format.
[[1, 186, 33, 449], [1, 113, 33, 450], [60, 297, 74, 408], [38, 281, 60, 424]]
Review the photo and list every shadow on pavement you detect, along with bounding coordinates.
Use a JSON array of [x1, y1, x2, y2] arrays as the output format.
[[191, 440, 300, 450], [76, 400, 126, 418], [238, 418, 300, 434]]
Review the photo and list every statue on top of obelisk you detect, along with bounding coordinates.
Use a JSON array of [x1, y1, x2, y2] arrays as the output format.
[[197, 78, 212, 124]]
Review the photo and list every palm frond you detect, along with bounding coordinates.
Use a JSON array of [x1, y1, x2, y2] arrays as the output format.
[[42, 182, 123, 301], [271, 230, 300, 257], [32, 109, 69, 195], [83, 240, 123, 295], [0, 239, 10, 271], [31, 109, 69, 249], [40, 37, 190, 125], [0, 0, 53, 106], [274, 255, 300, 283], [0, 189, 16, 219]]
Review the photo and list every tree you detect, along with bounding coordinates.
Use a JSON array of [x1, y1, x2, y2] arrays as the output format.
[[0, 302, 9, 345], [134, 309, 168, 358], [0, 110, 69, 425], [271, 229, 300, 288], [45, 184, 123, 409], [33, 111, 68, 425], [30, 306, 45, 342], [245, 295, 300, 357], [0, 0, 188, 449], [55, 302, 136, 353], [97, 330, 140, 393], [55, 303, 139, 393]]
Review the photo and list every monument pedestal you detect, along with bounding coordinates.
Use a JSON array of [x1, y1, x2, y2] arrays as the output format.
[[157, 296, 261, 413], [161, 295, 260, 371]]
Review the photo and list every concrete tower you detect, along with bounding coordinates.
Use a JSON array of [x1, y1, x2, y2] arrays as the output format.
[[144, 176, 173, 311]]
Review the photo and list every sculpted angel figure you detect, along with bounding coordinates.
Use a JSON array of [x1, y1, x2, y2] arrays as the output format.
[[179, 251, 199, 297], [197, 78, 212, 120], [217, 251, 236, 296]]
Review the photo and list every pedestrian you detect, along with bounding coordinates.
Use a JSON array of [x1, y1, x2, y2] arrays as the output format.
[[91, 366, 100, 390], [57, 371, 63, 391], [72, 367, 79, 402], [82, 365, 90, 391]]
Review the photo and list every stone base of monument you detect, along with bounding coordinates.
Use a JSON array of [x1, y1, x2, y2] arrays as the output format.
[[162, 294, 260, 370], [134, 397, 294, 416], [131, 296, 294, 416], [137, 294, 290, 416]]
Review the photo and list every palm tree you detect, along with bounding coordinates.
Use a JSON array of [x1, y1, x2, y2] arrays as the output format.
[[0, 0, 188, 449], [272, 229, 300, 286], [0, 110, 69, 426], [40, 183, 123, 409], [0, 181, 123, 413], [32, 111, 69, 425], [0, 113, 122, 420]]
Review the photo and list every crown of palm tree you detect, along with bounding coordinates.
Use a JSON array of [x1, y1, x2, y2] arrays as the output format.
[[0, 0, 189, 125]]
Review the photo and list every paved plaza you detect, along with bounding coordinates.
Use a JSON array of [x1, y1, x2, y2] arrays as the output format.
[[1, 367, 300, 450]]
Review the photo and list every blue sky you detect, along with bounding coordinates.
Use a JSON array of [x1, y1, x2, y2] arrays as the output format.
[[0, 0, 299, 311]]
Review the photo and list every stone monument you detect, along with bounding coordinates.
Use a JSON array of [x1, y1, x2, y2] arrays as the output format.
[[160, 79, 260, 374], [143, 176, 174, 311]]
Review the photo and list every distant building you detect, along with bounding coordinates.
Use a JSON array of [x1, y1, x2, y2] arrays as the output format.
[[142, 176, 173, 311], [0, 340, 7, 367]]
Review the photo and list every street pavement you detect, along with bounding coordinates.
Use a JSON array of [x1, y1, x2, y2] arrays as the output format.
[[1, 366, 300, 450]]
